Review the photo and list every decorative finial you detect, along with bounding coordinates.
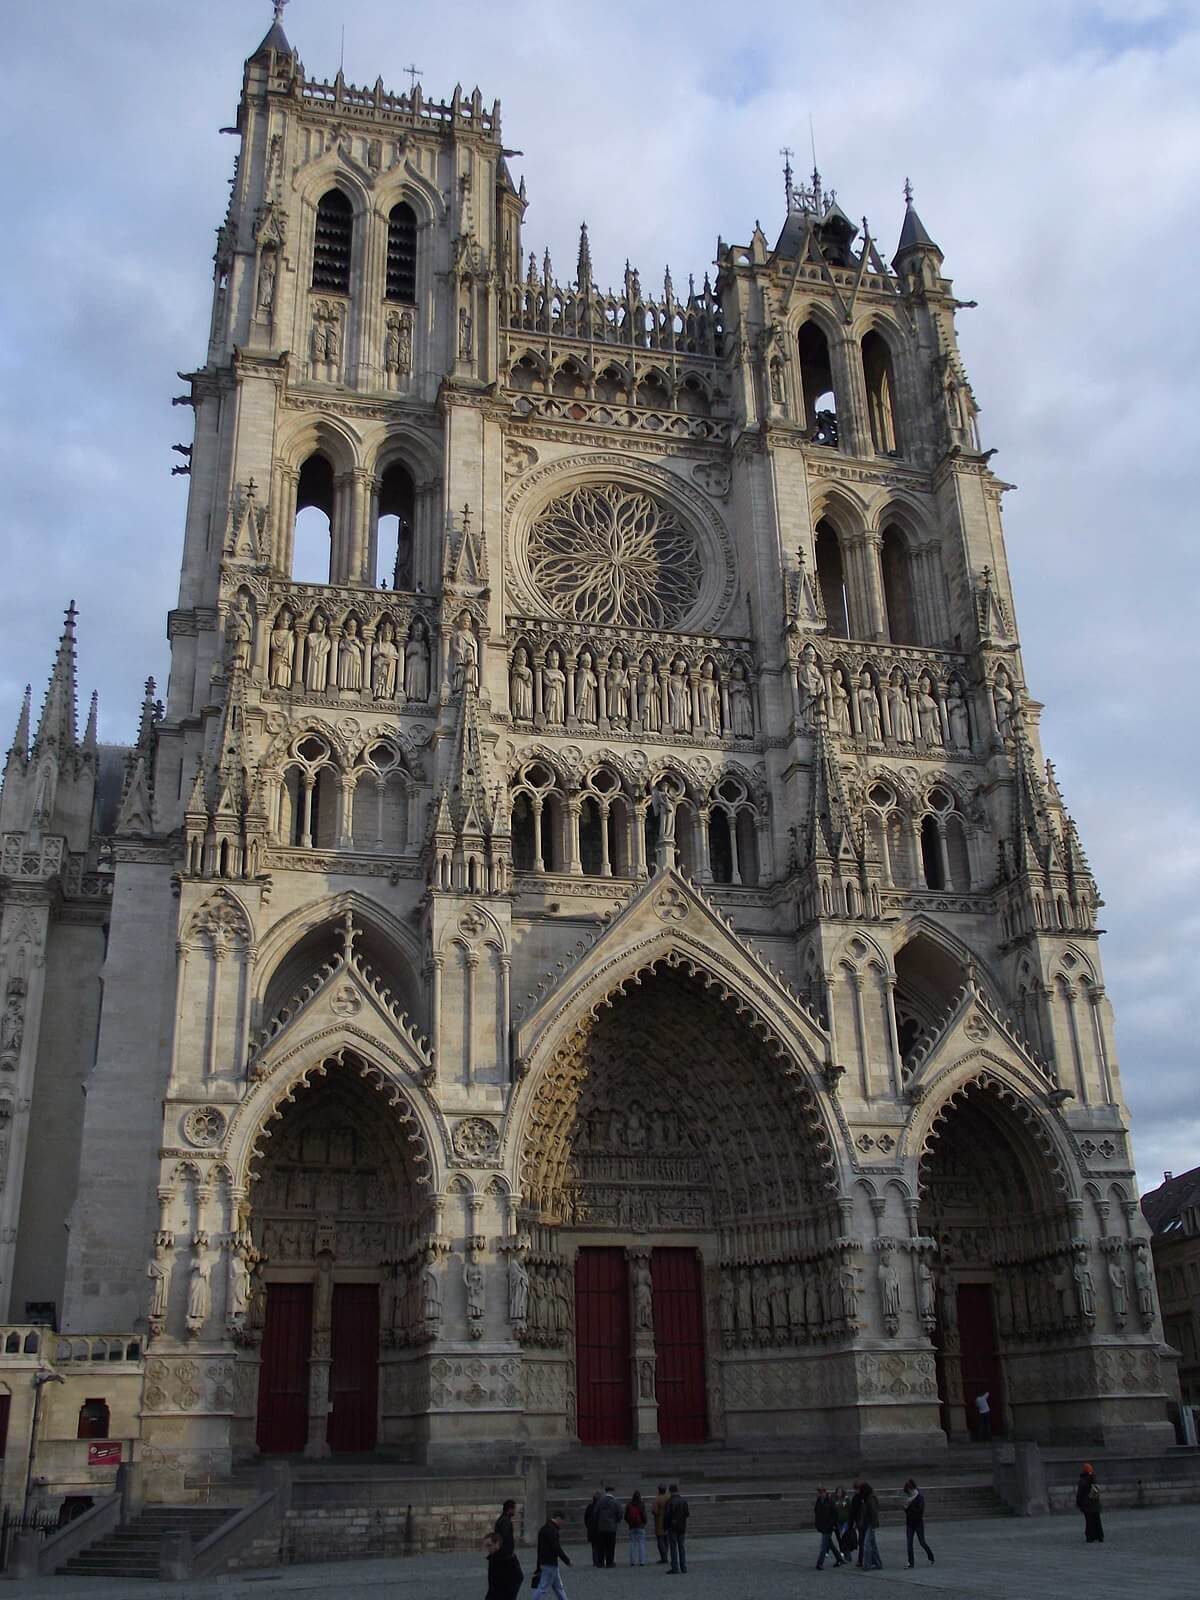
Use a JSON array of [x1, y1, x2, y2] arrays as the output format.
[[272, 0, 288, 23], [903, 176, 914, 207], [403, 62, 424, 92], [338, 909, 359, 965], [780, 146, 795, 212]]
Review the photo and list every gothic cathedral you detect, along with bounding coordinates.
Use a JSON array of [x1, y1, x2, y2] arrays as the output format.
[[0, 13, 1174, 1492]]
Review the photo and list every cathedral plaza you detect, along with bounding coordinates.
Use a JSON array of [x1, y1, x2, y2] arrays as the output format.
[[0, 1, 1192, 1582]]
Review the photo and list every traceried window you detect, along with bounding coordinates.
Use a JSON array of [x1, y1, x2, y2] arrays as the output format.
[[312, 190, 353, 295], [526, 484, 703, 629], [386, 202, 417, 303]]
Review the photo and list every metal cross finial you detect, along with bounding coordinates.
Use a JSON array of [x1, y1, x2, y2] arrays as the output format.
[[403, 62, 424, 92], [903, 176, 914, 206], [780, 147, 795, 212], [272, 0, 288, 23]]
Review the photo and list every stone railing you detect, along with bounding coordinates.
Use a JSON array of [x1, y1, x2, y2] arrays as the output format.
[[298, 75, 501, 140], [50, 1333, 144, 1366], [507, 391, 731, 444]]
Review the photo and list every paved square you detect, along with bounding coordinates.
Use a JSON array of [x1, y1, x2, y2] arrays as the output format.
[[12, 1507, 1198, 1600]]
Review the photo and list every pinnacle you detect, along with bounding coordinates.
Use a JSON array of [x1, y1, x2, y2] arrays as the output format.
[[6, 684, 31, 765], [33, 601, 80, 756]]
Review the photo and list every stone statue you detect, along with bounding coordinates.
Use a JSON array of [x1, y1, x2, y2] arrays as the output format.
[[1133, 1245, 1155, 1321], [148, 1242, 171, 1321], [650, 785, 676, 845], [337, 617, 365, 691], [916, 676, 942, 744], [324, 314, 341, 364], [633, 1259, 653, 1332], [269, 610, 295, 688], [719, 1273, 735, 1333], [697, 660, 721, 735], [878, 1252, 901, 1321], [228, 596, 253, 671], [804, 1267, 822, 1329], [542, 648, 566, 725], [0, 1001, 23, 1054], [787, 1269, 805, 1330], [257, 247, 277, 312], [769, 1266, 788, 1329], [574, 650, 598, 723], [422, 1261, 442, 1324], [371, 622, 399, 700], [993, 668, 1015, 738], [856, 670, 882, 741], [1072, 1248, 1096, 1320], [186, 1257, 211, 1329], [736, 1269, 752, 1331], [450, 615, 479, 695], [728, 661, 754, 738], [668, 657, 691, 733], [947, 681, 971, 750], [553, 1269, 571, 1334], [637, 654, 661, 733], [797, 644, 823, 728], [385, 308, 414, 376], [510, 646, 534, 721], [228, 1246, 250, 1320], [607, 651, 631, 727], [887, 669, 913, 742], [828, 668, 851, 735], [305, 615, 332, 692], [840, 1262, 862, 1324], [752, 1267, 771, 1331], [940, 1272, 958, 1331], [508, 1254, 529, 1323], [463, 1256, 485, 1320], [1107, 1256, 1128, 1319], [404, 622, 430, 701], [918, 1260, 936, 1322], [639, 1360, 655, 1400]]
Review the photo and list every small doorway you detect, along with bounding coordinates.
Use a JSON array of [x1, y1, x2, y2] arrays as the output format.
[[328, 1283, 380, 1452], [652, 1249, 707, 1444], [958, 1283, 1004, 1438], [576, 1247, 631, 1445], [257, 1283, 313, 1453]]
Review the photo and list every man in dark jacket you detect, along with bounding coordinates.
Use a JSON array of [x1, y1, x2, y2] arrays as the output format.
[[583, 1490, 602, 1566], [664, 1482, 690, 1574], [594, 1486, 620, 1568], [813, 1487, 844, 1569], [484, 1530, 524, 1600], [532, 1515, 572, 1599], [1075, 1464, 1103, 1543], [493, 1498, 517, 1556], [858, 1482, 882, 1570], [846, 1484, 865, 1565], [903, 1479, 934, 1567]]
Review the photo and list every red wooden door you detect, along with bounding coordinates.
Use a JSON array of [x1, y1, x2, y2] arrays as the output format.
[[652, 1249, 707, 1444], [328, 1283, 379, 1452], [958, 1283, 1004, 1437], [576, 1248, 631, 1445], [257, 1283, 313, 1453]]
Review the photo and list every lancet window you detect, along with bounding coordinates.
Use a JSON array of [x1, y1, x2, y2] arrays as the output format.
[[292, 453, 336, 583], [375, 462, 416, 589], [797, 320, 838, 446], [385, 202, 417, 303], [862, 330, 900, 455], [312, 189, 354, 295]]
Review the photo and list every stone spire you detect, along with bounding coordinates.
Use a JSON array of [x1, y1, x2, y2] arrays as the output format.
[[82, 690, 99, 756], [6, 684, 31, 765], [32, 601, 79, 758], [576, 222, 592, 289], [250, 0, 293, 61], [893, 178, 942, 274], [807, 716, 857, 866]]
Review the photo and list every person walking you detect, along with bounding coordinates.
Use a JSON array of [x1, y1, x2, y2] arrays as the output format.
[[1075, 1464, 1104, 1543], [653, 1483, 670, 1564], [903, 1479, 934, 1567], [625, 1489, 648, 1565], [584, 1490, 602, 1567], [832, 1486, 852, 1562], [847, 1483, 865, 1566], [813, 1487, 844, 1569], [858, 1481, 883, 1570], [974, 1388, 992, 1441], [531, 1515, 572, 1600], [493, 1498, 517, 1557], [484, 1530, 524, 1600], [594, 1485, 620, 1568], [664, 1482, 690, 1574]]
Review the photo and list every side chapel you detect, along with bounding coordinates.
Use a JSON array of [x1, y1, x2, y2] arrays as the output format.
[[0, 9, 1176, 1491]]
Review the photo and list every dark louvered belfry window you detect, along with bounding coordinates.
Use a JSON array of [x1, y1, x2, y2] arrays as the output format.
[[312, 189, 353, 294], [386, 202, 417, 303]]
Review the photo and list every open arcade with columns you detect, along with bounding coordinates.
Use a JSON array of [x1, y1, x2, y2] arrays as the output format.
[[0, 11, 1177, 1504]]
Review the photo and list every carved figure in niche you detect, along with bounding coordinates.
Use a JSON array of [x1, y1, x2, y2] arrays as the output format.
[[887, 669, 914, 742], [1107, 1256, 1128, 1319], [625, 1103, 647, 1151], [639, 1360, 655, 1400], [228, 595, 253, 671], [542, 648, 566, 725], [372, 622, 399, 700], [719, 1273, 735, 1333], [1133, 1244, 1155, 1321], [769, 1266, 788, 1330], [607, 651, 631, 727], [633, 1259, 653, 1332], [0, 1001, 22, 1054], [529, 1270, 548, 1334], [385, 308, 414, 376], [422, 1260, 442, 1324], [804, 1267, 822, 1329], [939, 1272, 957, 1331], [228, 1245, 250, 1320], [508, 1254, 529, 1323], [404, 621, 431, 701], [786, 1268, 804, 1330], [752, 1267, 771, 1332], [736, 1269, 752, 1331], [257, 246, 277, 313], [637, 654, 661, 733], [650, 784, 677, 846], [305, 614, 332, 691], [917, 1260, 936, 1322], [828, 668, 851, 736], [728, 661, 754, 738], [553, 1269, 571, 1334], [147, 1241, 171, 1321], [796, 645, 824, 728], [574, 650, 598, 724], [878, 1250, 901, 1321], [770, 357, 785, 407], [463, 1256, 485, 1320], [840, 1262, 862, 1324], [510, 646, 534, 721], [325, 313, 342, 365], [668, 657, 691, 733], [856, 670, 882, 741], [1072, 1247, 1096, 1320], [458, 305, 473, 360], [946, 681, 971, 750], [992, 667, 1015, 738], [186, 1256, 211, 1329], [916, 676, 942, 745], [697, 659, 721, 735], [337, 616, 365, 690], [269, 611, 295, 688], [450, 614, 479, 695]]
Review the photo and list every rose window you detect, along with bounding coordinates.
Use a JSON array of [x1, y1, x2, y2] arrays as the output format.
[[526, 484, 704, 629]]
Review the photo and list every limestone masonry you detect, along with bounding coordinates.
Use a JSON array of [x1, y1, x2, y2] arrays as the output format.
[[0, 11, 1177, 1507]]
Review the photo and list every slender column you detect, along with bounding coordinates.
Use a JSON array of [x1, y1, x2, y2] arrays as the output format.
[[169, 942, 189, 1084], [339, 777, 355, 848], [533, 652, 544, 723], [235, 948, 253, 1079], [463, 950, 478, 1087], [884, 976, 904, 1096], [205, 944, 223, 1083], [429, 955, 444, 1078], [851, 972, 871, 1100], [498, 955, 512, 1079], [599, 805, 612, 877], [305, 1253, 334, 1458], [632, 800, 648, 879], [1062, 984, 1088, 1105], [935, 820, 952, 890], [1087, 986, 1115, 1104], [566, 796, 582, 876], [697, 805, 713, 884], [532, 800, 545, 874], [935, 683, 951, 746], [728, 811, 742, 886]]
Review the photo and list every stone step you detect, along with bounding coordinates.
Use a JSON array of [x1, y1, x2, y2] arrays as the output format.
[[53, 1504, 240, 1579]]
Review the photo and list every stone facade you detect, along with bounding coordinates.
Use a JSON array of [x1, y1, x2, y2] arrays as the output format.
[[0, 15, 1178, 1500]]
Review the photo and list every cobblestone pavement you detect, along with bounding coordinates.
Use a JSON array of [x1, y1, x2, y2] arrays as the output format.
[[13, 1507, 1199, 1600]]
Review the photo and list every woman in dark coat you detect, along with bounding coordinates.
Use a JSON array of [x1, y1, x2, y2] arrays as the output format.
[[484, 1531, 524, 1600], [1075, 1464, 1104, 1543]]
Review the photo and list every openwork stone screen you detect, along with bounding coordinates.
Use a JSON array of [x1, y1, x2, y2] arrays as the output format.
[[526, 484, 704, 629]]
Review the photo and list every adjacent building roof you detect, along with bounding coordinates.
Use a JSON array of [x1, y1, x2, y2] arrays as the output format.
[[1141, 1165, 1200, 1237]]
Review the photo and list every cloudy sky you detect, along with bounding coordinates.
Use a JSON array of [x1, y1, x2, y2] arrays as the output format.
[[2, 2, 1197, 1194]]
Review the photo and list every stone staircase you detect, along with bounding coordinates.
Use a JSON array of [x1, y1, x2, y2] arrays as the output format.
[[55, 1505, 238, 1580]]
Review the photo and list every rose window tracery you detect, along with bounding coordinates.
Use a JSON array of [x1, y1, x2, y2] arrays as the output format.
[[526, 484, 704, 629]]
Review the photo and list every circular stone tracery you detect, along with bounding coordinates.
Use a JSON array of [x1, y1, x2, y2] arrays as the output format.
[[526, 483, 704, 629]]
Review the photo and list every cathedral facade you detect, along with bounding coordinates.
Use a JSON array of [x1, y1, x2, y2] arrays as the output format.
[[0, 14, 1176, 1496]]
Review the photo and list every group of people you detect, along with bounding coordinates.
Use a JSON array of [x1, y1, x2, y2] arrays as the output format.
[[583, 1483, 690, 1573], [812, 1480, 934, 1571]]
